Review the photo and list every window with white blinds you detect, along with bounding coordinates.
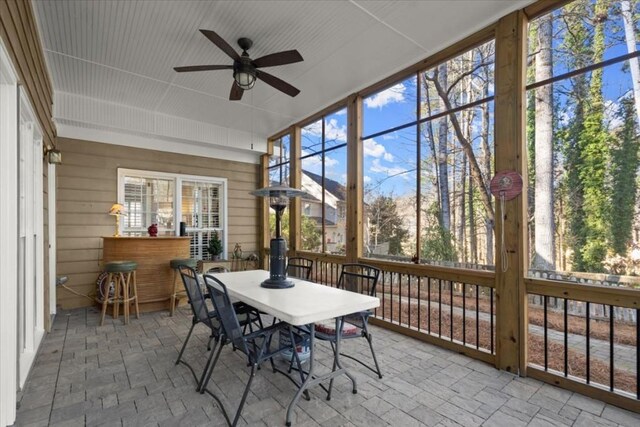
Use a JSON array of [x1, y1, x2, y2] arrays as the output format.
[[123, 176, 175, 235], [117, 169, 228, 259], [182, 180, 222, 259]]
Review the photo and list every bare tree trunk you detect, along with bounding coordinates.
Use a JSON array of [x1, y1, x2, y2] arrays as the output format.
[[480, 47, 494, 265], [621, 0, 640, 126], [451, 151, 458, 243], [423, 76, 442, 221], [458, 152, 467, 260], [437, 64, 451, 231], [468, 162, 477, 263], [426, 72, 495, 224], [533, 13, 555, 270]]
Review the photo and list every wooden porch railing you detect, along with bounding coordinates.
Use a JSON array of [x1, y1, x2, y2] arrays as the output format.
[[525, 277, 640, 412], [260, 248, 640, 412]]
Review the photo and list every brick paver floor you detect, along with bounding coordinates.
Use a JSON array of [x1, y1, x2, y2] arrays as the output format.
[[11, 306, 640, 426]]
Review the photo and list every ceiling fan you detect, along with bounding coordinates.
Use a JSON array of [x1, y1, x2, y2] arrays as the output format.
[[174, 29, 303, 101]]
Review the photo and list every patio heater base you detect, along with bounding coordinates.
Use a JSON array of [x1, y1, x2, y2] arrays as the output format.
[[260, 278, 294, 289]]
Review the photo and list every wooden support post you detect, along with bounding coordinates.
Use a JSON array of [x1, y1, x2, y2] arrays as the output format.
[[259, 154, 270, 269], [346, 94, 363, 264], [290, 126, 302, 253], [494, 10, 528, 374]]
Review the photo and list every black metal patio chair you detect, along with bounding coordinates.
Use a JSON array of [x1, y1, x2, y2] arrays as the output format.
[[286, 257, 314, 281], [201, 273, 306, 427], [314, 263, 383, 399], [174, 265, 258, 394]]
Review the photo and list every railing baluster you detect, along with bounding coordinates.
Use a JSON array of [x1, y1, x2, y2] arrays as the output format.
[[417, 276, 421, 332], [462, 283, 466, 346], [399, 273, 403, 326], [324, 262, 327, 286], [331, 262, 334, 287], [408, 274, 412, 329], [490, 289, 494, 354], [610, 305, 614, 392], [564, 298, 568, 377], [544, 295, 548, 371], [586, 301, 590, 384], [450, 281, 453, 340], [438, 279, 442, 338], [382, 271, 386, 321], [389, 272, 394, 323], [427, 277, 431, 334], [475, 285, 479, 350]]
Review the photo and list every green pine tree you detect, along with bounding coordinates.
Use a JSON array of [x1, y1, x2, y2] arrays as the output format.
[[560, 0, 591, 271], [421, 202, 457, 261], [610, 97, 639, 255], [367, 195, 410, 256], [269, 211, 322, 251], [577, 0, 610, 271]]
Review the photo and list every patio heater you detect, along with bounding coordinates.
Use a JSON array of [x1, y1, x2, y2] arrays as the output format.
[[251, 185, 307, 289]]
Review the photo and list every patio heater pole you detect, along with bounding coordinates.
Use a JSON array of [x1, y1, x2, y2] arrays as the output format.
[[251, 185, 307, 289]]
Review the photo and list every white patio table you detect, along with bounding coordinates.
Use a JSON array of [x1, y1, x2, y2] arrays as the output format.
[[208, 269, 380, 426]]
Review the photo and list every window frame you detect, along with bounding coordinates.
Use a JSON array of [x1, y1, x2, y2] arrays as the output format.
[[298, 107, 348, 255], [117, 168, 228, 257], [360, 39, 497, 266]]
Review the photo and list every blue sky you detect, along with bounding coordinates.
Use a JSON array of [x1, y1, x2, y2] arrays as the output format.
[[289, 1, 639, 204]]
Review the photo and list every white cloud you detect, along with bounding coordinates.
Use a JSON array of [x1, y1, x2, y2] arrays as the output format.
[[301, 149, 322, 174], [302, 120, 322, 137], [300, 149, 338, 175], [363, 138, 394, 161], [370, 158, 409, 178], [365, 83, 406, 109], [325, 118, 346, 142], [363, 175, 372, 184], [604, 99, 623, 131], [363, 139, 385, 157], [325, 156, 338, 167], [301, 118, 346, 143]]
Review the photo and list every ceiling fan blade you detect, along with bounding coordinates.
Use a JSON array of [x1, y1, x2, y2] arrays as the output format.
[[256, 70, 300, 97], [174, 65, 233, 72], [230, 82, 244, 101], [200, 29, 240, 61], [252, 50, 303, 68]]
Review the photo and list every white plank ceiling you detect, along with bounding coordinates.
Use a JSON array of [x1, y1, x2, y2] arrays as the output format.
[[33, 0, 533, 162]]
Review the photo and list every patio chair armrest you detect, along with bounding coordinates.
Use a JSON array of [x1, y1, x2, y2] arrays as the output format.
[[243, 320, 289, 341], [344, 310, 371, 326], [232, 301, 251, 312], [290, 324, 311, 335]]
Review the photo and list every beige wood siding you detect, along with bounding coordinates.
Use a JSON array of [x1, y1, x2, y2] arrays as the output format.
[[0, 0, 55, 149], [56, 137, 260, 309]]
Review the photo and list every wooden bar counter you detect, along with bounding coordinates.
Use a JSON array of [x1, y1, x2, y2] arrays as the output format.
[[102, 236, 191, 312]]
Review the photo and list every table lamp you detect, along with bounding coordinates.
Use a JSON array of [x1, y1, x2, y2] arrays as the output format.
[[108, 203, 126, 237], [251, 185, 307, 288]]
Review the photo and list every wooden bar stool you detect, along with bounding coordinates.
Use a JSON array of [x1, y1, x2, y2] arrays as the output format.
[[169, 258, 198, 316], [100, 260, 139, 326]]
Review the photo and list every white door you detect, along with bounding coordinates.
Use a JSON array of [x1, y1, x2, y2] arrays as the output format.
[[0, 38, 19, 427], [17, 89, 44, 388], [48, 162, 56, 320]]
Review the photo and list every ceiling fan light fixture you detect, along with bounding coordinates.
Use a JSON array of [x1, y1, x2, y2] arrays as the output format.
[[234, 65, 256, 90]]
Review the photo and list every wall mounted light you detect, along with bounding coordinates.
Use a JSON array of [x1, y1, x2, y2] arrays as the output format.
[[46, 148, 62, 165]]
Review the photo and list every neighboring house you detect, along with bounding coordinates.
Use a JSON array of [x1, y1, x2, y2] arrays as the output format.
[[301, 170, 346, 253]]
